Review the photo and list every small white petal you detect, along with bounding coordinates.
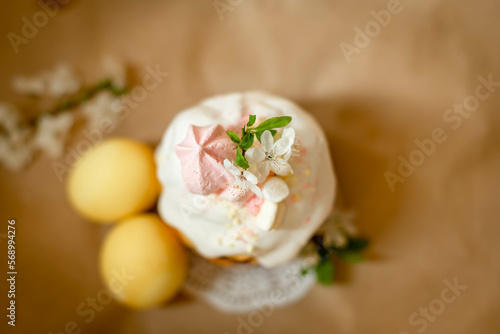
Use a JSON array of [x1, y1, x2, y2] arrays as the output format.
[[247, 164, 259, 180], [291, 143, 302, 157], [342, 218, 358, 236], [0, 142, 32, 171], [283, 149, 292, 161], [248, 183, 263, 198], [12, 76, 45, 95], [261, 130, 274, 152], [326, 228, 348, 247], [243, 170, 258, 184], [282, 127, 295, 140], [224, 159, 240, 176], [32, 113, 74, 159], [272, 136, 294, 157], [8, 127, 31, 146], [0, 103, 20, 133], [245, 147, 266, 164], [270, 157, 292, 176], [81, 92, 120, 129], [102, 55, 127, 88], [257, 161, 271, 183], [46, 64, 81, 97]]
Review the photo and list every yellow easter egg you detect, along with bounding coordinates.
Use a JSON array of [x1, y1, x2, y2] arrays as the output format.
[[99, 214, 188, 308], [67, 138, 159, 223]]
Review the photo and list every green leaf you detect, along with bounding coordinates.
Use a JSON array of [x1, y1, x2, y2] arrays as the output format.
[[300, 264, 316, 276], [226, 130, 240, 144], [254, 116, 292, 132], [327, 237, 368, 264], [316, 260, 334, 285], [247, 115, 257, 127], [256, 129, 277, 142], [239, 132, 255, 150], [345, 237, 369, 252], [235, 147, 249, 170], [337, 250, 365, 263]]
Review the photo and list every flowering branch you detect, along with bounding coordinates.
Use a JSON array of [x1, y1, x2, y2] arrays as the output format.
[[47, 79, 127, 116], [226, 114, 292, 170], [0, 59, 129, 171], [301, 213, 369, 285]]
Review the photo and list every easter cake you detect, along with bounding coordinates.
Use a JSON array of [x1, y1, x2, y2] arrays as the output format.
[[155, 92, 336, 267]]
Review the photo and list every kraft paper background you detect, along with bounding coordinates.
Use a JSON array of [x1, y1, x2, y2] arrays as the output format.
[[1, 0, 499, 333]]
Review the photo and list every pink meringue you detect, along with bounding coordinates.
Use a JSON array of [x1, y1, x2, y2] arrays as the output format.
[[175, 124, 236, 195]]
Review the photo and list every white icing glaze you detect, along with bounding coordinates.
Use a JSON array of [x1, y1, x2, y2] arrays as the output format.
[[155, 92, 336, 267]]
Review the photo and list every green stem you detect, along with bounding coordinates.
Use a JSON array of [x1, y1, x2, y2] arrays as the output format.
[[0, 79, 128, 138], [45, 79, 127, 117]]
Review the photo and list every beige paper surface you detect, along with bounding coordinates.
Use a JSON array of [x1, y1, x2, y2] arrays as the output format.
[[0, 0, 499, 333]]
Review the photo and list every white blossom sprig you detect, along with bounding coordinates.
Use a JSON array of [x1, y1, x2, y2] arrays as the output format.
[[224, 159, 263, 199], [226, 114, 292, 170], [0, 60, 129, 171], [245, 128, 295, 182]]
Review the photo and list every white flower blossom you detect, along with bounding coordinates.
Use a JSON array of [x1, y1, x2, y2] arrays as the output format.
[[0, 103, 33, 170], [286, 137, 302, 161], [245, 128, 295, 182], [9, 126, 31, 146], [45, 64, 81, 97], [0, 136, 33, 171], [320, 211, 358, 248], [32, 113, 74, 158], [11, 76, 45, 96], [101, 55, 127, 89], [2, 58, 127, 171], [0, 103, 21, 133], [11, 63, 81, 97], [80, 91, 121, 129], [336, 211, 358, 235], [224, 159, 263, 199]]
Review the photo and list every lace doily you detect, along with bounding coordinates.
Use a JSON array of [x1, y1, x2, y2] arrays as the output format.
[[183, 253, 316, 314]]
